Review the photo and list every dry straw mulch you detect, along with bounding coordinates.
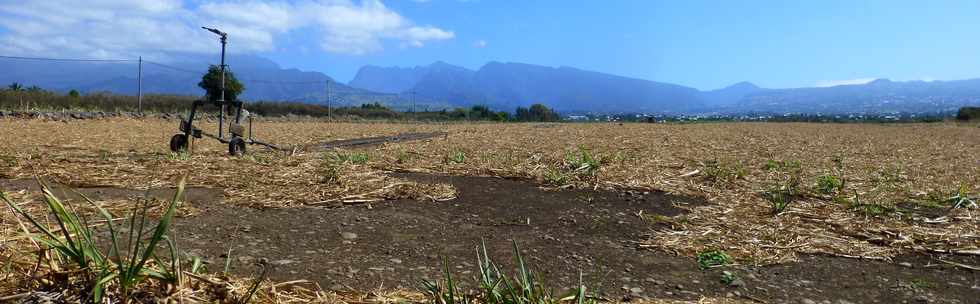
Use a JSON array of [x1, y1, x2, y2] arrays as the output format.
[[0, 119, 978, 302]]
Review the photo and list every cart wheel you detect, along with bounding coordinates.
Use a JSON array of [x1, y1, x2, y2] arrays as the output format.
[[169, 134, 188, 152], [229, 137, 246, 156]]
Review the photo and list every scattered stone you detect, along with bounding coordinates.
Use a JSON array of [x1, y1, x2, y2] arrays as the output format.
[[273, 259, 295, 265], [837, 300, 856, 304], [912, 295, 930, 303], [898, 262, 913, 268], [675, 284, 684, 290], [389, 258, 402, 264], [728, 278, 746, 288], [340, 232, 358, 240], [629, 287, 643, 294], [801, 299, 817, 304]]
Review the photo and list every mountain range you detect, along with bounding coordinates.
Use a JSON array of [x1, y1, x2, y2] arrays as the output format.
[[350, 61, 979, 114], [0, 55, 409, 108], [2, 55, 978, 114]]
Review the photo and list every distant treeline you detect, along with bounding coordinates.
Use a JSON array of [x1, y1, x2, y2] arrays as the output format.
[[13, 82, 961, 123], [567, 111, 961, 123], [957, 107, 980, 121], [0, 86, 199, 113], [0, 83, 562, 122], [651, 113, 953, 123]]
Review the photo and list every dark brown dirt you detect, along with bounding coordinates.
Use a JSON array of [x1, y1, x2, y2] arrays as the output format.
[[5, 175, 980, 303], [168, 174, 980, 303], [300, 132, 447, 151]]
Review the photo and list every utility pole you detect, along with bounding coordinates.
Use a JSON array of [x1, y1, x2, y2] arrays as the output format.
[[327, 79, 330, 120], [137, 56, 143, 115]]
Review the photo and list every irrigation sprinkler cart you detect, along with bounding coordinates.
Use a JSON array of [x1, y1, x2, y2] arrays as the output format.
[[168, 99, 280, 155], [168, 26, 280, 156]]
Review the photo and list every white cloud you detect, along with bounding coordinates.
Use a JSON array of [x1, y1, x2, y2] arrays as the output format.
[[473, 39, 487, 48], [813, 78, 876, 87], [0, 0, 454, 58]]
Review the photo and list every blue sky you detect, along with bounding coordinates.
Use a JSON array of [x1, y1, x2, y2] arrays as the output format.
[[1, 0, 979, 90]]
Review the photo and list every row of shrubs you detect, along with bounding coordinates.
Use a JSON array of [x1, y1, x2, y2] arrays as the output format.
[[957, 106, 980, 121], [0, 88, 563, 122]]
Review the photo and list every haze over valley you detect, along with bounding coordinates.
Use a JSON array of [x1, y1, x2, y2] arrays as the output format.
[[3, 57, 976, 114]]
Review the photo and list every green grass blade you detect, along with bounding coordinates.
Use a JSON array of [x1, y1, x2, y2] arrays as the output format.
[[133, 176, 185, 277], [1, 192, 62, 243], [80, 191, 124, 270]]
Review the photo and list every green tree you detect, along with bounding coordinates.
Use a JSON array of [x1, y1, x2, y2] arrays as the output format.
[[198, 65, 244, 103], [957, 107, 980, 121], [68, 89, 80, 98], [360, 102, 387, 110], [515, 106, 530, 121], [7, 82, 22, 91], [494, 111, 510, 122], [450, 107, 468, 119], [529, 103, 559, 122], [470, 105, 493, 120], [515, 104, 559, 122]]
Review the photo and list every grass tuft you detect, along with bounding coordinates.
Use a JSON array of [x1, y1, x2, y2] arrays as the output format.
[[422, 240, 595, 304], [446, 150, 466, 164], [565, 146, 601, 178], [327, 150, 369, 165], [702, 159, 746, 185], [844, 192, 896, 216], [815, 174, 843, 195], [696, 249, 733, 269], [1, 176, 187, 302], [764, 183, 797, 215], [167, 151, 191, 161], [543, 168, 570, 186]]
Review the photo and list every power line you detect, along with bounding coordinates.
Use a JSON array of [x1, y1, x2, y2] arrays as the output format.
[[143, 60, 203, 75], [144, 60, 324, 84], [2, 54, 327, 85], [0, 54, 134, 62], [241, 79, 324, 84]]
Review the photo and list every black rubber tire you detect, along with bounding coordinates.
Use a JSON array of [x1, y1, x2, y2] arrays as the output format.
[[169, 134, 188, 152], [229, 137, 246, 156]]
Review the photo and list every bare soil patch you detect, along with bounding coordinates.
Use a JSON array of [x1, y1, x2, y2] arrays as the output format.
[[167, 174, 980, 303], [300, 132, 447, 151]]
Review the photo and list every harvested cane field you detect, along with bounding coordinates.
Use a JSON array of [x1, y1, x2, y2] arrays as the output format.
[[1, 118, 979, 303]]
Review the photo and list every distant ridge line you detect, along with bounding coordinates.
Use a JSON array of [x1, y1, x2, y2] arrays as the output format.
[[0, 54, 134, 62]]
